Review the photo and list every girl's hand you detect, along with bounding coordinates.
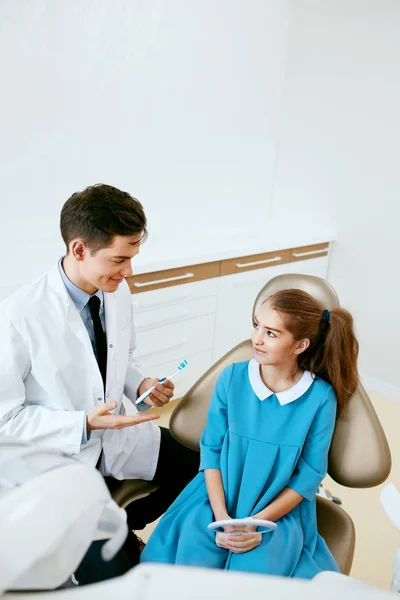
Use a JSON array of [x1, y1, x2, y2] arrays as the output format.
[[215, 523, 262, 553], [225, 526, 262, 554], [214, 516, 234, 549], [215, 531, 231, 549]]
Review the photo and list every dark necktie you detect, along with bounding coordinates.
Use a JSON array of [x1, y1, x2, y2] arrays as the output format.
[[88, 296, 107, 390]]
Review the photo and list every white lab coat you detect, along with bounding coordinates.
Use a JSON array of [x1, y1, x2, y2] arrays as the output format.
[[0, 264, 161, 480]]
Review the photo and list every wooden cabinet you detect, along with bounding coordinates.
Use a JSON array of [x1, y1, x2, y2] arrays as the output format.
[[126, 262, 219, 294], [288, 244, 329, 278], [289, 243, 329, 263], [219, 249, 290, 276]]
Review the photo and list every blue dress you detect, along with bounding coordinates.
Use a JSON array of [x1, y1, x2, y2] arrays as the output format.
[[141, 360, 339, 578]]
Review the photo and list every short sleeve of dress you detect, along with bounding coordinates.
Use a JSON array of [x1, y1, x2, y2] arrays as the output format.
[[199, 364, 233, 471], [288, 385, 337, 502]]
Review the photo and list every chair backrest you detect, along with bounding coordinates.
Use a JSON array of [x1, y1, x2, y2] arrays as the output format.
[[170, 274, 391, 488]]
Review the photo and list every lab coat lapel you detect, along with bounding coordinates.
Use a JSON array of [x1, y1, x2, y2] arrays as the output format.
[[46, 263, 102, 382], [66, 302, 94, 353]]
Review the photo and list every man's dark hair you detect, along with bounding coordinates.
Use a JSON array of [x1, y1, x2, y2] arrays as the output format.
[[60, 184, 147, 253]]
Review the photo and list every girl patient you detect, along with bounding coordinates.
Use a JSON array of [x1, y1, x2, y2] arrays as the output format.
[[141, 289, 359, 578]]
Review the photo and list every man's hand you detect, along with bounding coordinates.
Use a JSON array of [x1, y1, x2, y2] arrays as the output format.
[[87, 401, 160, 432], [138, 378, 175, 408]]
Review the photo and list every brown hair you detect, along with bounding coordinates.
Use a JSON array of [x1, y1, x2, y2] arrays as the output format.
[[267, 289, 359, 417], [60, 184, 147, 253]]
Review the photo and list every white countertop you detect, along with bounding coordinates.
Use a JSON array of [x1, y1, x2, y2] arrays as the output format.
[[133, 223, 336, 274]]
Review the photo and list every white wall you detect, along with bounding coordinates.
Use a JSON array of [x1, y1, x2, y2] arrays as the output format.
[[271, 0, 400, 397], [1, 0, 398, 398], [0, 0, 289, 296]]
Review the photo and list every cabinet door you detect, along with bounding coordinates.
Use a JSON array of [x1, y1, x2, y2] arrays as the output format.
[[132, 278, 218, 314], [131, 278, 218, 370], [135, 313, 216, 369], [213, 263, 290, 362], [288, 256, 329, 279]]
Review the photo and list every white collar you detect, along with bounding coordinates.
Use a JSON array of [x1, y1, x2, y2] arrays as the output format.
[[248, 359, 314, 406]]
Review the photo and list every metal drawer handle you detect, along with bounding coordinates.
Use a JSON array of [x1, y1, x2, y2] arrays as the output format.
[[292, 248, 328, 258], [133, 273, 195, 288], [236, 256, 282, 268]]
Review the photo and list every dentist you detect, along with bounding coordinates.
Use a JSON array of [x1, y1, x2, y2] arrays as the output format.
[[0, 184, 199, 580]]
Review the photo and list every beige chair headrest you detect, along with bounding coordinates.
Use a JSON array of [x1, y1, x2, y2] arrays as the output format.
[[253, 273, 340, 317]]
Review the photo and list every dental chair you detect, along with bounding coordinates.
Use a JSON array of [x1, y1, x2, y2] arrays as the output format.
[[112, 274, 392, 576]]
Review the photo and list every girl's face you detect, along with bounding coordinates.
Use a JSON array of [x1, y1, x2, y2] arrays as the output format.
[[251, 301, 308, 367]]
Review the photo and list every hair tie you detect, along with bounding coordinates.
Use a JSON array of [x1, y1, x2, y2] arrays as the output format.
[[321, 309, 330, 324]]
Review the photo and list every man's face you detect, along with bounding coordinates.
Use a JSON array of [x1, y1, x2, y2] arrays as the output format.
[[78, 234, 141, 293]]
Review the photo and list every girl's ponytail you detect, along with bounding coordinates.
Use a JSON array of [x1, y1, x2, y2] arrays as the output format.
[[267, 290, 360, 417], [317, 308, 359, 417]]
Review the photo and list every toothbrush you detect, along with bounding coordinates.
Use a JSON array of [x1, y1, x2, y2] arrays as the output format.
[[135, 360, 189, 406]]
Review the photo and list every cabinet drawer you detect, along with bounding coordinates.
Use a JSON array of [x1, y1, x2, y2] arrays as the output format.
[[132, 278, 218, 314], [290, 243, 329, 263], [135, 313, 215, 367], [127, 261, 220, 294], [288, 256, 329, 279], [134, 296, 217, 333], [220, 249, 290, 276]]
